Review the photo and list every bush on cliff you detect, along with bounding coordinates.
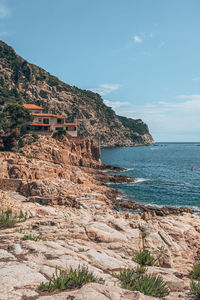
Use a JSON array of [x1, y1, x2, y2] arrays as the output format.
[[133, 247, 156, 266], [39, 266, 104, 292], [115, 266, 169, 298], [2, 128, 20, 151], [5, 103, 33, 129]]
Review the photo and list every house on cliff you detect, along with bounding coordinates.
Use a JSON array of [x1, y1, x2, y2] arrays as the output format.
[[23, 104, 78, 137]]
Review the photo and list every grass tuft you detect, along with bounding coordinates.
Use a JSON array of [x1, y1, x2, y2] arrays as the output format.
[[190, 263, 200, 280], [39, 266, 104, 292], [21, 234, 46, 241], [115, 266, 169, 298], [0, 209, 27, 228], [133, 247, 156, 266], [191, 279, 200, 299]]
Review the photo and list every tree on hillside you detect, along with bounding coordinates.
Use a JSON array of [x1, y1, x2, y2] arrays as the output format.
[[5, 103, 33, 129]]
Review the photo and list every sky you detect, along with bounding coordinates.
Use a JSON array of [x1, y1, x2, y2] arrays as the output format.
[[0, 0, 200, 142]]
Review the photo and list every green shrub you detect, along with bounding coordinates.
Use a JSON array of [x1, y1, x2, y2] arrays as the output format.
[[5, 103, 33, 129], [133, 248, 156, 266], [39, 266, 104, 292], [0, 209, 27, 228], [53, 127, 66, 138], [18, 137, 24, 148], [47, 75, 59, 87], [191, 279, 200, 299], [56, 127, 66, 134], [118, 115, 149, 135], [190, 263, 200, 280], [115, 266, 147, 284], [32, 133, 39, 140], [115, 267, 169, 298], [21, 234, 46, 241]]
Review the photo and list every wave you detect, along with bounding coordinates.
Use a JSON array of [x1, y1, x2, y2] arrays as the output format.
[[121, 167, 135, 172], [134, 178, 150, 183]]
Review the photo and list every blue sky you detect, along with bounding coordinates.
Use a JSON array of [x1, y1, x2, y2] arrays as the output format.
[[0, 0, 200, 141]]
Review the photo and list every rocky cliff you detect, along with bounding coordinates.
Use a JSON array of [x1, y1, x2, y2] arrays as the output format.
[[0, 40, 154, 147]]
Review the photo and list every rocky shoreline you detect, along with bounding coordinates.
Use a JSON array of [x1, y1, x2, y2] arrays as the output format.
[[0, 135, 199, 299], [98, 167, 194, 218]]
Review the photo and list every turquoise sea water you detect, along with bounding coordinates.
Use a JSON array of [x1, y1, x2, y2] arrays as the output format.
[[101, 143, 200, 212]]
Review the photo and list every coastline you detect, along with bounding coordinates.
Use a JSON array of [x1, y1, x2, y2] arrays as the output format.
[[0, 135, 199, 299], [101, 143, 200, 212], [101, 167, 194, 217]]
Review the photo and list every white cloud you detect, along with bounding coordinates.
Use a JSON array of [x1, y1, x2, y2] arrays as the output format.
[[134, 35, 142, 43], [192, 77, 200, 81], [0, 1, 10, 19], [105, 95, 200, 142], [104, 99, 130, 109], [89, 83, 122, 96], [134, 32, 154, 44]]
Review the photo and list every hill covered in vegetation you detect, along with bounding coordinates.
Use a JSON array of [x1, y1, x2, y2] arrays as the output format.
[[0, 40, 154, 146]]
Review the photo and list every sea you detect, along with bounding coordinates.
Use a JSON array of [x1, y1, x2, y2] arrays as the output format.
[[101, 143, 200, 213]]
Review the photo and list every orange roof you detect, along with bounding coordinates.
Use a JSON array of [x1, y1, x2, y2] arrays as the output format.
[[32, 113, 65, 119], [64, 123, 79, 126], [23, 104, 44, 110], [54, 114, 66, 119], [30, 123, 51, 127]]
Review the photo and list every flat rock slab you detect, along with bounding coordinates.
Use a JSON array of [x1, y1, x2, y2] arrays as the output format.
[[86, 222, 128, 243], [38, 283, 158, 300], [0, 262, 46, 288], [0, 249, 16, 260], [147, 266, 185, 292], [85, 249, 126, 271]]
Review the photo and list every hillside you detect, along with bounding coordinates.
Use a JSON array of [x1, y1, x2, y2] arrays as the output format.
[[0, 40, 154, 147]]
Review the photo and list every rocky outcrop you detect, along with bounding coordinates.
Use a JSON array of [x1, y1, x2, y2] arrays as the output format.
[[0, 135, 124, 208], [0, 189, 198, 299], [114, 199, 193, 217], [0, 40, 154, 147]]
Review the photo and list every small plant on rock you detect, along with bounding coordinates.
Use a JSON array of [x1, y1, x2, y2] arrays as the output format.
[[21, 234, 46, 241], [190, 263, 200, 280], [0, 209, 27, 228], [32, 133, 38, 140], [133, 247, 156, 266], [115, 266, 169, 298], [191, 279, 200, 299], [78, 248, 89, 252], [39, 266, 104, 292]]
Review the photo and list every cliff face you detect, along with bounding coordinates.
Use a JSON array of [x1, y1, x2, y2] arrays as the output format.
[[0, 40, 154, 147], [0, 135, 109, 207]]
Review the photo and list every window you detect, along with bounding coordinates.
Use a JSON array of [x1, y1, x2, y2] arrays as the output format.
[[43, 119, 49, 124], [38, 119, 42, 123], [66, 126, 77, 131], [57, 119, 62, 124]]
